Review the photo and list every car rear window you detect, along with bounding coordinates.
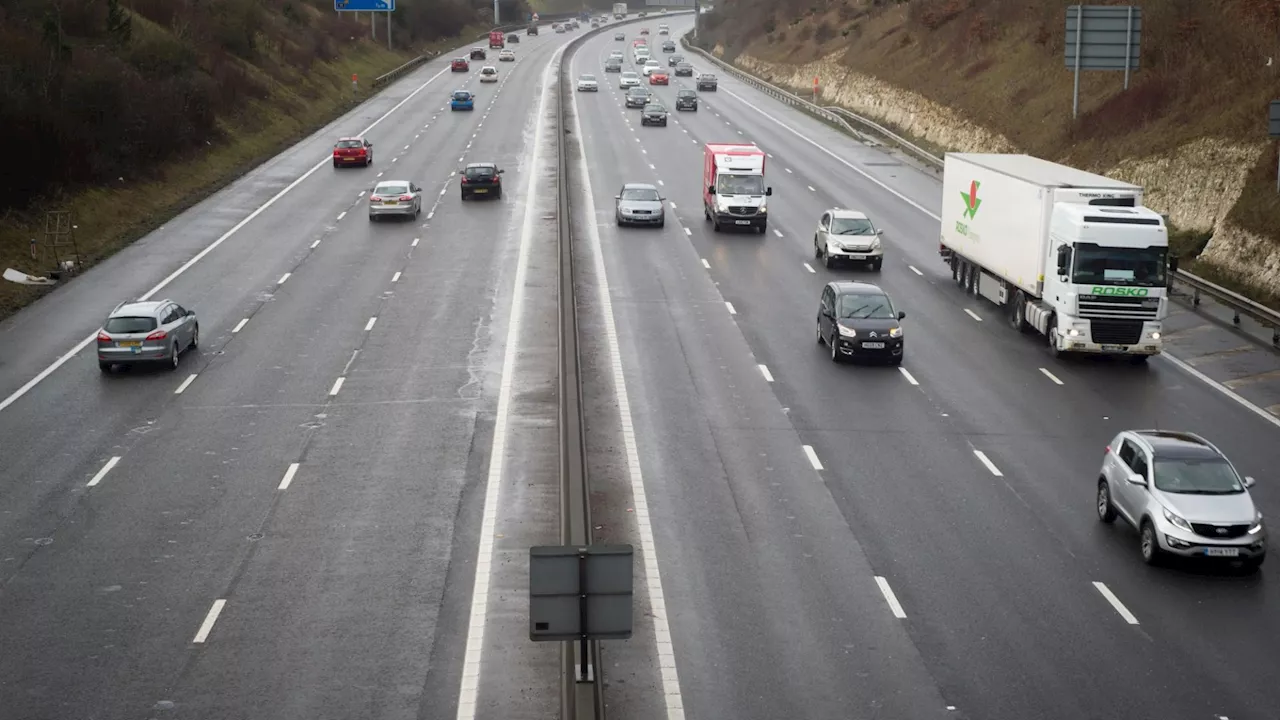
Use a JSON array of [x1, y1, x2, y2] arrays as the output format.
[[337, 140, 362, 148], [453, 91, 471, 100], [106, 316, 157, 333], [377, 184, 410, 195], [466, 167, 495, 178]]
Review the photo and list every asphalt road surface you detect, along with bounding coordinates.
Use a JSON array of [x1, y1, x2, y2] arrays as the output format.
[[567, 16, 1280, 720]]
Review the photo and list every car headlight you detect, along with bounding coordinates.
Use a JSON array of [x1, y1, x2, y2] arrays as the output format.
[[870, 237, 881, 249], [837, 324, 857, 338], [1163, 506, 1193, 532], [1249, 511, 1264, 535], [889, 327, 903, 338]]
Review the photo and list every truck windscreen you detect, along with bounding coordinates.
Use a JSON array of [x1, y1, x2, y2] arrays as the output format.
[[1071, 243, 1167, 287], [716, 174, 764, 195]]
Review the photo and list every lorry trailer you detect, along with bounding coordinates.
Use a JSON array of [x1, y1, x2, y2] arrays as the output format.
[[939, 153, 1169, 362]]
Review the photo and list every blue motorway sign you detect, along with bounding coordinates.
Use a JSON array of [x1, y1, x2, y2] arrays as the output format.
[[335, 0, 395, 11]]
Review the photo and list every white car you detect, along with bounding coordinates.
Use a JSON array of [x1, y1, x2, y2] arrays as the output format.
[[609, 50, 624, 60], [479, 66, 498, 82], [499, 50, 515, 62], [641, 60, 661, 76], [619, 71, 640, 88], [577, 73, 599, 92], [635, 52, 651, 65]]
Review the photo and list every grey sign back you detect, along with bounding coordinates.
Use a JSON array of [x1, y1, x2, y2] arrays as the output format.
[[1065, 5, 1142, 71], [1270, 101, 1280, 138]]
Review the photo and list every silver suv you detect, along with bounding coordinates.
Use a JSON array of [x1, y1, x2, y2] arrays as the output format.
[[96, 299, 199, 372], [1097, 430, 1265, 570]]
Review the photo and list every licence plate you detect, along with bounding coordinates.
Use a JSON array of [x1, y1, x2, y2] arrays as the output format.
[[735, 220, 750, 225], [384, 201, 398, 205], [1100, 344, 1126, 351], [862, 342, 886, 349], [473, 189, 488, 193], [118, 341, 141, 347], [1204, 547, 1240, 557]]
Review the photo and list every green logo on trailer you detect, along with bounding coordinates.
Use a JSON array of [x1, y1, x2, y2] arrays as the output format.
[[961, 180, 982, 219], [1091, 286, 1149, 297]]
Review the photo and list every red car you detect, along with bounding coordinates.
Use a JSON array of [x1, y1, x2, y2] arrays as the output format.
[[649, 72, 669, 85], [333, 136, 372, 167], [451, 57, 469, 72]]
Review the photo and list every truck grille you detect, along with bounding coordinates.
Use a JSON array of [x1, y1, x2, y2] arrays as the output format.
[[1077, 294, 1160, 321], [1190, 523, 1250, 539], [728, 206, 757, 216], [1089, 320, 1143, 345]]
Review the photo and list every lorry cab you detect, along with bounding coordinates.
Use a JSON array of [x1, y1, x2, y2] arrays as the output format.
[[702, 143, 772, 234]]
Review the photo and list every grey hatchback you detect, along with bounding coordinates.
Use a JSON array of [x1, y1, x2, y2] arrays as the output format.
[[615, 183, 666, 227], [96, 299, 198, 372]]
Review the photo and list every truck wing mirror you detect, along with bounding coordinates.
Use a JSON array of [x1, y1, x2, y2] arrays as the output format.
[[766, 187, 773, 196], [707, 185, 715, 195]]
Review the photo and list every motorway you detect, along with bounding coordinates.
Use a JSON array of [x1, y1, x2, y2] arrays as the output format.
[[1, 10, 1279, 720]]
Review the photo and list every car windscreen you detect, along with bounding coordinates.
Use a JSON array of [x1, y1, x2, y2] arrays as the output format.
[[643, 104, 665, 113], [453, 91, 471, 100], [465, 167, 495, 179], [716, 174, 764, 195], [581, 75, 597, 81], [622, 73, 637, 78], [105, 316, 158, 333], [830, 217, 875, 235], [337, 140, 363, 148], [620, 188, 659, 201], [678, 90, 695, 97], [838, 293, 896, 320], [701, 74, 717, 80], [376, 184, 410, 196], [1153, 457, 1243, 494]]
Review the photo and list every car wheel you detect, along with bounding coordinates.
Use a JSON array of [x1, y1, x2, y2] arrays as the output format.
[[657, 218, 665, 228], [890, 354, 903, 366], [1241, 556, 1265, 572], [1096, 480, 1117, 523], [99, 361, 113, 373], [816, 319, 824, 345], [829, 333, 841, 363], [495, 189, 502, 199], [168, 342, 180, 371], [333, 161, 340, 168], [814, 236, 822, 258], [460, 192, 467, 201], [823, 249, 835, 269], [616, 214, 624, 226], [871, 260, 882, 272], [369, 214, 377, 222], [190, 324, 199, 350], [1139, 520, 1162, 565]]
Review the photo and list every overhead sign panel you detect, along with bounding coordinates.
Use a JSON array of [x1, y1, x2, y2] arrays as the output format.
[[335, 0, 395, 11], [1065, 5, 1141, 71]]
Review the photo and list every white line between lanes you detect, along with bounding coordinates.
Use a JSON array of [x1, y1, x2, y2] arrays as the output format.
[[807, 185, 816, 192], [412, 237, 420, 247], [391, 271, 402, 283], [803, 263, 815, 273], [192, 599, 226, 643], [785, 168, 793, 173], [174, 374, 198, 395], [684, 227, 691, 236], [908, 265, 923, 276], [328, 377, 345, 396], [725, 301, 736, 315], [963, 308, 982, 322], [365, 317, 377, 332], [1092, 581, 1139, 624], [898, 367, 919, 385], [232, 318, 249, 333], [278, 462, 300, 490], [802, 445, 824, 470], [0, 62, 456, 416], [772, 228, 783, 238], [973, 450, 1003, 477], [336, 211, 347, 221], [875, 576, 908, 619], [1039, 368, 1064, 385], [701, 258, 710, 269], [277, 273, 291, 285], [456, 45, 561, 720], [758, 364, 774, 382], [86, 456, 121, 487], [310, 239, 321, 249]]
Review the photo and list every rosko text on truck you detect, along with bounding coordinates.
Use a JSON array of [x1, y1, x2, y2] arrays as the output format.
[[939, 153, 1168, 362], [703, 143, 772, 234]]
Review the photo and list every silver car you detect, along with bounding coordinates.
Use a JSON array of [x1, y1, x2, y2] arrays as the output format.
[[615, 182, 665, 228], [368, 180, 423, 221], [1097, 430, 1265, 570], [619, 71, 640, 88], [814, 209, 884, 271], [96, 299, 198, 372]]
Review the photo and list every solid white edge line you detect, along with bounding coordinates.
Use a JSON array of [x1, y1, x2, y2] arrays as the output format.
[[174, 374, 198, 395], [898, 367, 919, 385], [963, 308, 982, 322], [365, 317, 377, 332], [802, 444, 823, 470], [973, 450, 1003, 477], [1092, 581, 1139, 624], [278, 462, 300, 490], [455, 45, 560, 720], [328, 377, 345, 396], [86, 456, 121, 487], [1039, 367, 1064, 385], [192, 599, 227, 643], [231, 318, 249, 333], [570, 45, 688, 720], [725, 301, 736, 315], [758, 364, 774, 382], [0, 62, 454, 415], [874, 576, 908, 619], [1159, 352, 1280, 430]]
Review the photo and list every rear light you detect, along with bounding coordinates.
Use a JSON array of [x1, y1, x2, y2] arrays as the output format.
[[399, 194, 413, 201], [370, 195, 383, 202], [357, 149, 367, 156], [492, 175, 500, 183], [1104, 445, 1111, 454], [97, 331, 111, 343], [460, 177, 468, 184], [146, 330, 168, 341]]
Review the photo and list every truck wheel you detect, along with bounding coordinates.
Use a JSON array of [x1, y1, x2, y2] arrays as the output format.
[[1129, 355, 1150, 365], [1009, 290, 1030, 333], [1047, 316, 1064, 358]]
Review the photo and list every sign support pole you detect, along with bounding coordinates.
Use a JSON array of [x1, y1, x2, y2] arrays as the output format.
[[1072, 5, 1082, 118], [1123, 5, 1133, 89], [387, 10, 391, 50], [372, 11, 376, 40]]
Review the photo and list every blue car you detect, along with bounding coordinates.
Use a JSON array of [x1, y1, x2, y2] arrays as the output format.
[[451, 90, 474, 111]]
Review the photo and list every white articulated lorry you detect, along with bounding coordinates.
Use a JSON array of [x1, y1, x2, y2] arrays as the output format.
[[939, 154, 1169, 362]]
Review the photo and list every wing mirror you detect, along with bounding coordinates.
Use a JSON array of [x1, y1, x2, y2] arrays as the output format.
[[614, 194, 622, 200], [765, 187, 773, 196], [1126, 472, 1147, 486], [658, 197, 666, 202], [707, 185, 715, 195], [1056, 244, 1071, 276], [875, 228, 883, 236], [898, 311, 906, 320], [498, 169, 505, 174], [1244, 476, 1256, 488]]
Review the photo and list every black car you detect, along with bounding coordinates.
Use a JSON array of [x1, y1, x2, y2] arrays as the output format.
[[674, 89, 697, 111], [640, 103, 668, 126], [460, 162, 504, 200], [674, 62, 694, 77], [661, 41, 676, 52], [696, 73, 718, 91], [625, 88, 650, 108], [528, 25, 539, 35], [605, 59, 623, 73], [507, 33, 519, 43], [470, 47, 487, 60], [668, 54, 684, 67], [816, 281, 906, 365]]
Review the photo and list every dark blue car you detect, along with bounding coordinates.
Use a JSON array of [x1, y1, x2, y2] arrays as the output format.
[[451, 90, 474, 111]]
